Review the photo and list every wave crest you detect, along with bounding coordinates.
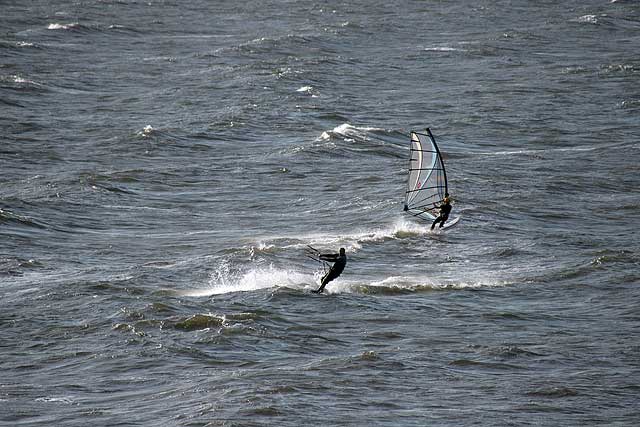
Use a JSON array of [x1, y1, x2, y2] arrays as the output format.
[[350, 276, 507, 295], [184, 264, 315, 297], [318, 123, 388, 142]]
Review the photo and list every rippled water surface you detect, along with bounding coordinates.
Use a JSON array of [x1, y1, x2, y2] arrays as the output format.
[[2, 1, 639, 426]]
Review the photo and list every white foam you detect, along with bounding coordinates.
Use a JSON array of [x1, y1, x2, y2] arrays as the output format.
[[187, 264, 316, 296], [318, 123, 386, 141], [47, 23, 78, 30], [137, 125, 155, 137], [424, 46, 464, 52], [35, 396, 74, 404], [311, 275, 509, 295], [12, 75, 28, 84], [250, 242, 277, 255], [272, 217, 431, 252], [489, 145, 601, 156], [576, 15, 599, 24]]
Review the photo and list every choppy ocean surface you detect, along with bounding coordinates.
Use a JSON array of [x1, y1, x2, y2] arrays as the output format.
[[2, 1, 639, 426]]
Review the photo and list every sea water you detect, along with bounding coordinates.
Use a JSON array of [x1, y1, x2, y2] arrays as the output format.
[[1, 1, 639, 425]]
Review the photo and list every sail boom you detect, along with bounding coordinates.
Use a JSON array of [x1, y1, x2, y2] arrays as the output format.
[[410, 149, 438, 153]]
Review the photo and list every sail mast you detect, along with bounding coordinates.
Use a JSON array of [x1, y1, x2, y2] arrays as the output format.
[[426, 128, 448, 197]]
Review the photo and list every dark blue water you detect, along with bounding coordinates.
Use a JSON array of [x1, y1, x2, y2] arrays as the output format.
[[2, 1, 639, 425]]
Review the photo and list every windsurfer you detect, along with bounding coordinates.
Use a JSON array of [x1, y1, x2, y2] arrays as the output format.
[[312, 248, 347, 293], [431, 194, 452, 230]]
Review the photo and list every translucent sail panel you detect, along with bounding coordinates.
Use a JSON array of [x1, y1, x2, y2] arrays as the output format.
[[404, 130, 447, 220]]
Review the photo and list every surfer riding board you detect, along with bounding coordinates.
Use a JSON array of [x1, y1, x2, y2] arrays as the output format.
[[403, 128, 460, 231]]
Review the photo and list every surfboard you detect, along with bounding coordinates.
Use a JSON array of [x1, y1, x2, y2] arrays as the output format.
[[431, 215, 461, 231]]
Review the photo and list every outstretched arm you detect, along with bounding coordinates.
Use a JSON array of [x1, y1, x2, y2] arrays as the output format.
[[319, 253, 338, 262]]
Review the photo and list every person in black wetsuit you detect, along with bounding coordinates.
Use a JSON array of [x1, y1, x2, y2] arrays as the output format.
[[312, 247, 347, 293], [431, 195, 452, 230]]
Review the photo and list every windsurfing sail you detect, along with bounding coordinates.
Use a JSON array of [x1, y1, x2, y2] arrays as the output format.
[[403, 128, 449, 221]]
